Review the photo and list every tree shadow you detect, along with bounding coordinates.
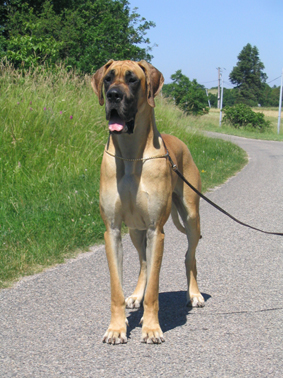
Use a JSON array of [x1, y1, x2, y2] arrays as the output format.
[[126, 291, 211, 338]]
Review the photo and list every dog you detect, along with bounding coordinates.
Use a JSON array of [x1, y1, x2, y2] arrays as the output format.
[[91, 60, 204, 344]]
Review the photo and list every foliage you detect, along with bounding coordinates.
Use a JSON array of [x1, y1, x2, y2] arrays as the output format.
[[208, 92, 217, 108], [163, 70, 209, 115], [260, 84, 281, 107], [208, 88, 238, 108], [222, 88, 238, 107], [0, 0, 155, 73], [208, 84, 281, 109], [223, 103, 270, 132], [59, 1, 156, 73], [229, 43, 267, 106], [0, 33, 7, 59], [6, 22, 62, 69]]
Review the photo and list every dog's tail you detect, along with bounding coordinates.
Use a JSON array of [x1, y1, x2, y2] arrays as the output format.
[[171, 201, 203, 239], [171, 202, 186, 234]]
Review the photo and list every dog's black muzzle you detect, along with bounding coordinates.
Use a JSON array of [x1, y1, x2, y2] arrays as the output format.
[[105, 86, 137, 134], [106, 87, 124, 105]]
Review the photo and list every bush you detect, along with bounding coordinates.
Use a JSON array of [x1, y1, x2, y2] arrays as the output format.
[[6, 32, 62, 70], [223, 103, 270, 132]]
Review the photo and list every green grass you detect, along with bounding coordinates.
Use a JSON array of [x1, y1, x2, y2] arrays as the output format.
[[0, 65, 247, 288], [155, 98, 247, 192], [195, 107, 283, 141]]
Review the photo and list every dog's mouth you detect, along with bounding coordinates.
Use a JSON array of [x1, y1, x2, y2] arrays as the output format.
[[108, 109, 135, 134], [108, 109, 125, 133]]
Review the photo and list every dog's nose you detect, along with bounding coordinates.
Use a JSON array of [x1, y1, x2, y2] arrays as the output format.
[[107, 88, 124, 103]]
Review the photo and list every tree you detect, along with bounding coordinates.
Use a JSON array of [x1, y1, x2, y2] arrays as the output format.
[[58, 0, 155, 72], [163, 70, 208, 115], [229, 43, 267, 106], [260, 84, 281, 107], [0, 0, 156, 73], [222, 88, 237, 107], [208, 92, 217, 108]]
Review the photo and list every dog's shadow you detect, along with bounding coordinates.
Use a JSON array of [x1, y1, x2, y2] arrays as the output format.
[[126, 291, 211, 338]]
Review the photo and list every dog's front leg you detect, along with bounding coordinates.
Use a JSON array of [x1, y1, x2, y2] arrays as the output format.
[[141, 228, 165, 344], [103, 228, 127, 344]]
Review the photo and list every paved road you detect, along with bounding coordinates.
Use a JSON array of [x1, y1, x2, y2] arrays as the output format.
[[1, 134, 283, 377]]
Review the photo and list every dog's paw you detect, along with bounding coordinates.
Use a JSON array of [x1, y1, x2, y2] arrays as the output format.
[[102, 319, 128, 345], [125, 295, 142, 309], [141, 325, 165, 344], [187, 293, 205, 308]]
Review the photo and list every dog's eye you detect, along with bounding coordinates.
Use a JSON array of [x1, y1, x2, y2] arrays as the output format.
[[104, 76, 112, 83], [129, 77, 138, 84]]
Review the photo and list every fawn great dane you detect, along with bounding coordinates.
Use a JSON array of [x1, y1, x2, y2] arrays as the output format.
[[91, 60, 204, 344]]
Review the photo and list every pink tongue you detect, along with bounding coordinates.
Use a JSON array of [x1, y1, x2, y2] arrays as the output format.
[[109, 115, 125, 132], [109, 123, 124, 132]]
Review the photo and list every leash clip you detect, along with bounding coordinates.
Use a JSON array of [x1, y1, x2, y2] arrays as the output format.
[[171, 163, 178, 171], [165, 151, 178, 171]]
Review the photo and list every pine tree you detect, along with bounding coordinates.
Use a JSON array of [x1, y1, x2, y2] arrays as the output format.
[[229, 43, 267, 106]]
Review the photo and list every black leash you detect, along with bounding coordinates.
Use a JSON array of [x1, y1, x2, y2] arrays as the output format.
[[105, 135, 282, 237], [165, 145, 283, 237]]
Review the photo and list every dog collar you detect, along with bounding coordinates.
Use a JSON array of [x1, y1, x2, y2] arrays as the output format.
[[104, 148, 169, 163]]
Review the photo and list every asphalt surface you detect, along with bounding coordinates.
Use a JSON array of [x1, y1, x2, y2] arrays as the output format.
[[1, 133, 283, 377]]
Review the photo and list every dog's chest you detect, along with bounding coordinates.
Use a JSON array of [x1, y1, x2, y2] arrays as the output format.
[[100, 159, 171, 230], [118, 174, 152, 229]]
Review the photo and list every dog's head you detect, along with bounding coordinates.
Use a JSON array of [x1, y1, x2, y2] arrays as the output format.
[[91, 60, 164, 134]]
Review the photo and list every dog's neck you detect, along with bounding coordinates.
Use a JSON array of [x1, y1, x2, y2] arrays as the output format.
[[107, 107, 162, 160]]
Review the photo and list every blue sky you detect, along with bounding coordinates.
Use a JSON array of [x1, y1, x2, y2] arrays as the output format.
[[129, 0, 283, 88]]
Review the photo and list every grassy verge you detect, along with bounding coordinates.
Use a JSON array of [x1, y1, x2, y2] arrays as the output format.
[[0, 66, 247, 288], [155, 98, 247, 192], [195, 107, 283, 141]]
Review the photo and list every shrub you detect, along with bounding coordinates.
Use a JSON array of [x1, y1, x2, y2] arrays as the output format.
[[223, 103, 270, 132], [5, 22, 62, 70]]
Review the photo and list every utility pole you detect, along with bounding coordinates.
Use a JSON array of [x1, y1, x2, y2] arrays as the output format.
[[205, 89, 211, 108], [278, 68, 283, 135], [217, 67, 221, 109], [219, 73, 224, 126]]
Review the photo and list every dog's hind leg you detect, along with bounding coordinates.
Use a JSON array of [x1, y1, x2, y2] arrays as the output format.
[[172, 192, 205, 308], [125, 229, 147, 309], [184, 210, 205, 308]]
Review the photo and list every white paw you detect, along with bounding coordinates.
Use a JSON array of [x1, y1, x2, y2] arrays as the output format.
[[102, 319, 128, 345], [141, 326, 165, 344], [125, 296, 142, 309], [102, 330, 127, 344], [187, 294, 205, 308]]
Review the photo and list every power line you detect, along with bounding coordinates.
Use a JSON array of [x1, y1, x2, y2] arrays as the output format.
[[202, 76, 281, 86], [199, 80, 218, 85], [223, 81, 234, 88], [267, 76, 281, 84]]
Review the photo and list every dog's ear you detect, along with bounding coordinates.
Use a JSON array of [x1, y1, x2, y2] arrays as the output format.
[[91, 60, 114, 106], [138, 60, 164, 107]]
